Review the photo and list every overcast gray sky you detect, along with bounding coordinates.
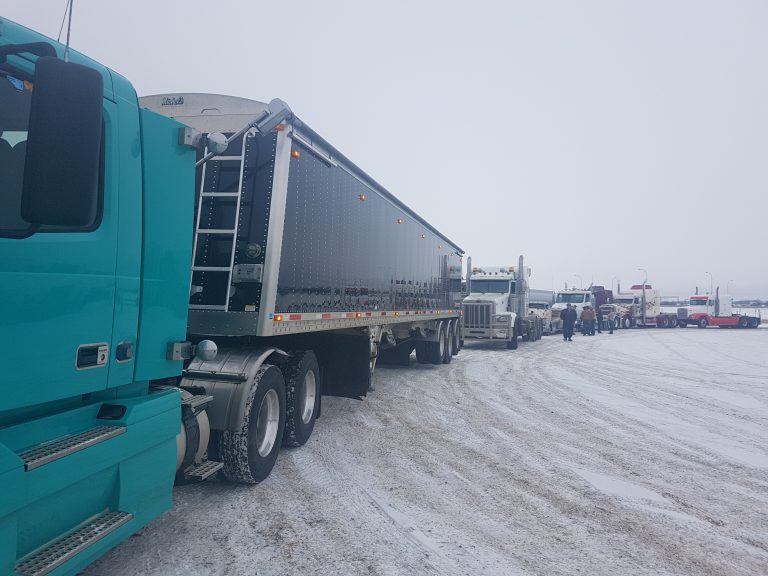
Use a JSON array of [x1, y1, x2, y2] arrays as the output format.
[[5, 0, 767, 297]]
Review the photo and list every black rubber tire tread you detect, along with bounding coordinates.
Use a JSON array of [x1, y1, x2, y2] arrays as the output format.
[[282, 351, 321, 448], [218, 364, 286, 484], [451, 320, 461, 356], [738, 317, 749, 328], [748, 317, 759, 328], [428, 324, 446, 364], [506, 323, 518, 350], [442, 322, 453, 364], [698, 317, 708, 328], [415, 341, 430, 364]]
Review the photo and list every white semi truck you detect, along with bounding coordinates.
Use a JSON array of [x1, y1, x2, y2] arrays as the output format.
[[461, 256, 543, 349], [528, 289, 556, 335], [551, 285, 613, 332]]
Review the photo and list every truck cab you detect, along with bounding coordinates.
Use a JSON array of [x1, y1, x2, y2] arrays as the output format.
[[1, 20, 195, 576], [461, 256, 542, 349]]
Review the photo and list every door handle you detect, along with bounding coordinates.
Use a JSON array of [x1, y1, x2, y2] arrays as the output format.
[[76, 343, 109, 370]]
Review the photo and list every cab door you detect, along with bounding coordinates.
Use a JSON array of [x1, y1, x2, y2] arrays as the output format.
[[0, 58, 118, 412]]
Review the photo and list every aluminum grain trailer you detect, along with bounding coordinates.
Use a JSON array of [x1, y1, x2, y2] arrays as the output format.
[[142, 93, 464, 483]]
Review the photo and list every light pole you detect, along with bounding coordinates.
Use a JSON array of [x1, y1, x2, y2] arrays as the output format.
[[637, 268, 647, 324], [705, 271, 713, 295], [573, 274, 582, 289]]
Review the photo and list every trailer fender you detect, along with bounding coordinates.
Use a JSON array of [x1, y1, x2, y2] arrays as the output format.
[[181, 346, 289, 432]]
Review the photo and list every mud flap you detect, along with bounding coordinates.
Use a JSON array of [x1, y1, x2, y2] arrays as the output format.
[[314, 334, 372, 399]]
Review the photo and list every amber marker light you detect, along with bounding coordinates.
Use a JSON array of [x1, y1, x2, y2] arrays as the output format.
[[396, 218, 403, 224], [274, 314, 284, 322], [291, 149, 301, 158], [355, 312, 362, 318], [358, 194, 366, 201]]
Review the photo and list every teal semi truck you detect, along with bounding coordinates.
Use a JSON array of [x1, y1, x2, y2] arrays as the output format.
[[0, 17, 463, 576]]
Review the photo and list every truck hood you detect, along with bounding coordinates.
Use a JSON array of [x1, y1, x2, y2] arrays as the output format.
[[463, 293, 508, 307]]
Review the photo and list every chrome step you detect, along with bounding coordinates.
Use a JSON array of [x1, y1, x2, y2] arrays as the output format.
[[184, 460, 223, 481], [192, 266, 231, 272], [16, 510, 132, 576], [182, 394, 214, 410], [201, 192, 240, 197], [196, 229, 237, 234], [19, 425, 126, 471]]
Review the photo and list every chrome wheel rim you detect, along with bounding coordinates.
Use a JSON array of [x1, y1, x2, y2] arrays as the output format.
[[300, 370, 317, 425], [256, 389, 280, 457]]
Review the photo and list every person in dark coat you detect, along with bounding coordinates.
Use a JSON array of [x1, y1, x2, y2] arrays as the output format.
[[562, 303, 577, 341], [596, 307, 604, 334]]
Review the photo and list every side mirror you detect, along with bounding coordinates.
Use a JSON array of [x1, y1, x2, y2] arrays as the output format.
[[21, 57, 103, 227]]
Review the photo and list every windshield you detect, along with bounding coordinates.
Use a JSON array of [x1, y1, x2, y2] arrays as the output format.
[[556, 293, 586, 304], [0, 68, 32, 231], [614, 298, 634, 304], [471, 279, 510, 294], [529, 302, 548, 309], [689, 299, 710, 307]]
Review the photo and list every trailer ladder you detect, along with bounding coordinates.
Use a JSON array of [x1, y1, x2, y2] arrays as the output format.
[[190, 131, 253, 311]]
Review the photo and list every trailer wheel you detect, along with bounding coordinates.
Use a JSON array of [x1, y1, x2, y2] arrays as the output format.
[[748, 317, 760, 328], [668, 318, 677, 328], [415, 341, 430, 364], [442, 322, 454, 364], [658, 316, 668, 328], [282, 351, 320, 447], [451, 321, 461, 356], [427, 324, 446, 364], [698, 317, 708, 328], [218, 364, 286, 484]]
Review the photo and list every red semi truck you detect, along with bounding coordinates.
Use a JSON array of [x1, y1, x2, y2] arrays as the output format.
[[678, 288, 761, 328]]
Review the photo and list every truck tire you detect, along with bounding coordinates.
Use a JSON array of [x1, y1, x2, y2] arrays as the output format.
[[451, 321, 461, 356], [506, 324, 518, 350], [282, 351, 320, 447], [668, 317, 677, 328], [738, 317, 749, 329], [219, 364, 286, 484], [658, 316, 668, 328], [678, 320, 687, 328], [698, 317, 708, 328], [613, 318, 620, 330], [442, 323, 454, 364], [427, 324, 446, 364], [748, 317, 760, 328], [415, 341, 430, 364], [622, 317, 631, 329]]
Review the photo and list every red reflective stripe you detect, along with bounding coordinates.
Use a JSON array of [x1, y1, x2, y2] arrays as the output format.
[[365, 312, 372, 317], [289, 314, 302, 320], [322, 313, 332, 319]]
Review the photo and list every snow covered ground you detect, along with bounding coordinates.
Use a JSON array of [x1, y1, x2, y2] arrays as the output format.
[[86, 328, 768, 576]]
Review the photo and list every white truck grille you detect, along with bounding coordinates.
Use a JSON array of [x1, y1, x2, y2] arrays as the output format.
[[463, 302, 493, 329]]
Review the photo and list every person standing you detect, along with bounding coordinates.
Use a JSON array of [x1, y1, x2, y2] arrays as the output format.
[[607, 309, 615, 334], [596, 306, 604, 334], [562, 303, 577, 341], [581, 305, 596, 336]]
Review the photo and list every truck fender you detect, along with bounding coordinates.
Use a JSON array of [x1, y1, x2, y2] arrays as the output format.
[[181, 346, 289, 432]]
